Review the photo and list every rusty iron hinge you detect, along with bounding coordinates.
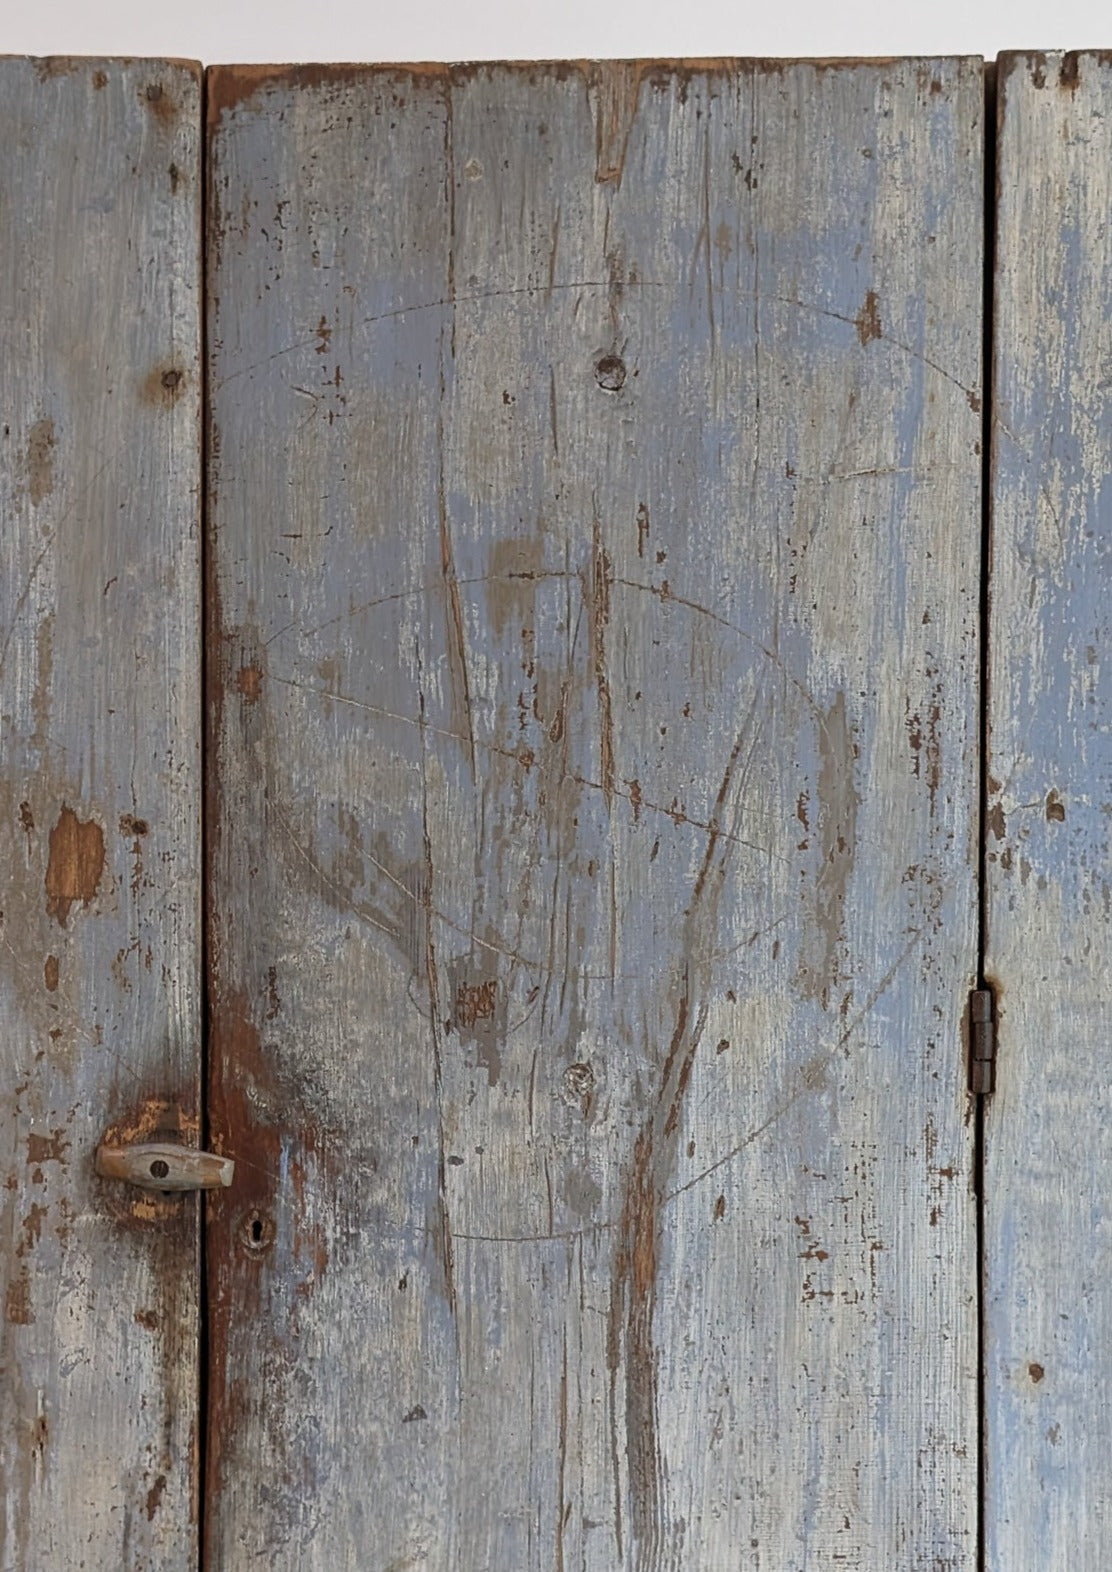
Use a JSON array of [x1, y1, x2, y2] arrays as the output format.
[[969, 986, 996, 1095]]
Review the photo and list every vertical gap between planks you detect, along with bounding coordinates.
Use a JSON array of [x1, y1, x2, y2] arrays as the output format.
[[976, 56, 999, 1572], [198, 60, 213, 1572]]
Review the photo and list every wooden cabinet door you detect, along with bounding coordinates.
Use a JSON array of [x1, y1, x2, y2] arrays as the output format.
[[205, 59, 984, 1568], [0, 60, 203, 1567], [986, 49, 1112, 1570], [12, 49, 1112, 1572]]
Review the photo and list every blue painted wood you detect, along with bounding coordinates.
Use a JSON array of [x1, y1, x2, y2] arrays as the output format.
[[986, 48, 1112, 1572], [0, 59, 202, 1567], [206, 59, 983, 1568]]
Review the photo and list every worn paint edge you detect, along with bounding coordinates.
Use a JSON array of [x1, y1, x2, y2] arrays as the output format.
[[0, 54, 202, 78], [206, 55, 982, 126], [994, 48, 1112, 93]]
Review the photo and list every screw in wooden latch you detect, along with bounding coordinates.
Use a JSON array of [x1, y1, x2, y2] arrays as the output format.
[[95, 1142, 234, 1192]]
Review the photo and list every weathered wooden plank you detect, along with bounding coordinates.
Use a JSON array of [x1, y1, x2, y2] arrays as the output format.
[[0, 59, 202, 1568], [986, 48, 1112, 1570], [207, 59, 983, 1569]]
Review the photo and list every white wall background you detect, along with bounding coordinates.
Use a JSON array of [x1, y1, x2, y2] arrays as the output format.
[[1, 0, 1109, 65]]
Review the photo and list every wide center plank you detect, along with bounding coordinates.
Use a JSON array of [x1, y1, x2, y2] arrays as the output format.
[[206, 59, 982, 1569]]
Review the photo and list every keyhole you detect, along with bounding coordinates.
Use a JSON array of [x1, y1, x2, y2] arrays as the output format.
[[149, 1159, 169, 1179], [240, 1208, 273, 1253]]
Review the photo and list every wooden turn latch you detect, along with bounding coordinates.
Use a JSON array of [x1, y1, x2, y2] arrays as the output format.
[[95, 1142, 235, 1192]]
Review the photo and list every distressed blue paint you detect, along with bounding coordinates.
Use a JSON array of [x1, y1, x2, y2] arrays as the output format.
[[0, 58, 202, 1569], [986, 48, 1112, 1572], [208, 59, 982, 1570]]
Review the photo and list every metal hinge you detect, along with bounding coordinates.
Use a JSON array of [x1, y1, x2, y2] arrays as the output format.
[[969, 986, 996, 1095]]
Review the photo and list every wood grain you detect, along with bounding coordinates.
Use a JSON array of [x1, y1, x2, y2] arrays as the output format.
[[0, 59, 202, 1569], [986, 48, 1112, 1570], [206, 59, 983, 1568]]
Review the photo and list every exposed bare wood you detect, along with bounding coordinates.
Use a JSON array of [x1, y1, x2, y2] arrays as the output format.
[[0, 59, 202, 1568], [206, 58, 982, 1568]]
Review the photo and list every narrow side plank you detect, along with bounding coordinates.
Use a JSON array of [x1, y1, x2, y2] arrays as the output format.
[[207, 59, 982, 1570], [0, 59, 202, 1569], [987, 49, 1112, 1571]]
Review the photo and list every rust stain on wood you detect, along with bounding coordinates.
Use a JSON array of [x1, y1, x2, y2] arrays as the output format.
[[15, 1203, 47, 1257], [236, 664, 262, 702], [145, 1472, 167, 1519], [1004, 51, 1048, 91], [43, 956, 59, 992], [32, 56, 90, 81], [210, 992, 327, 1260], [454, 977, 497, 1028], [206, 986, 338, 1550], [205, 61, 453, 129], [855, 289, 883, 346], [205, 58, 745, 140], [448, 960, 504, 1085], [142, 363, 188, 408], [4, 1275, 33, 1324], [27, 418, 55, 505], [144, 80, 178, 126], [44, 806, 105, 926]]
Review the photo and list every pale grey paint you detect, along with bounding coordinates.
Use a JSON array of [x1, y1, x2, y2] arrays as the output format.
[[0, 59, 202, 1569], [986, 48, 1112, 1571], [207, 60, 983, 1568]]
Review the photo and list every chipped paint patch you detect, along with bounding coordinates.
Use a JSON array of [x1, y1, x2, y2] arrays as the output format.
[[143, 80, 178, 126], [855, 289, 883, 346], [27, 418, 55, 505], [448, 958, 505, 1086], [26, 1130, 69, 1165], [44, 806, 104, 926], [237, 664, 262, 702]]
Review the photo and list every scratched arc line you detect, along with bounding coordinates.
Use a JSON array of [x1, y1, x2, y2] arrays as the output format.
[[267, 796, 787, 988], [220, 917, 937, 1245], [215, 278, 979, 402]]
